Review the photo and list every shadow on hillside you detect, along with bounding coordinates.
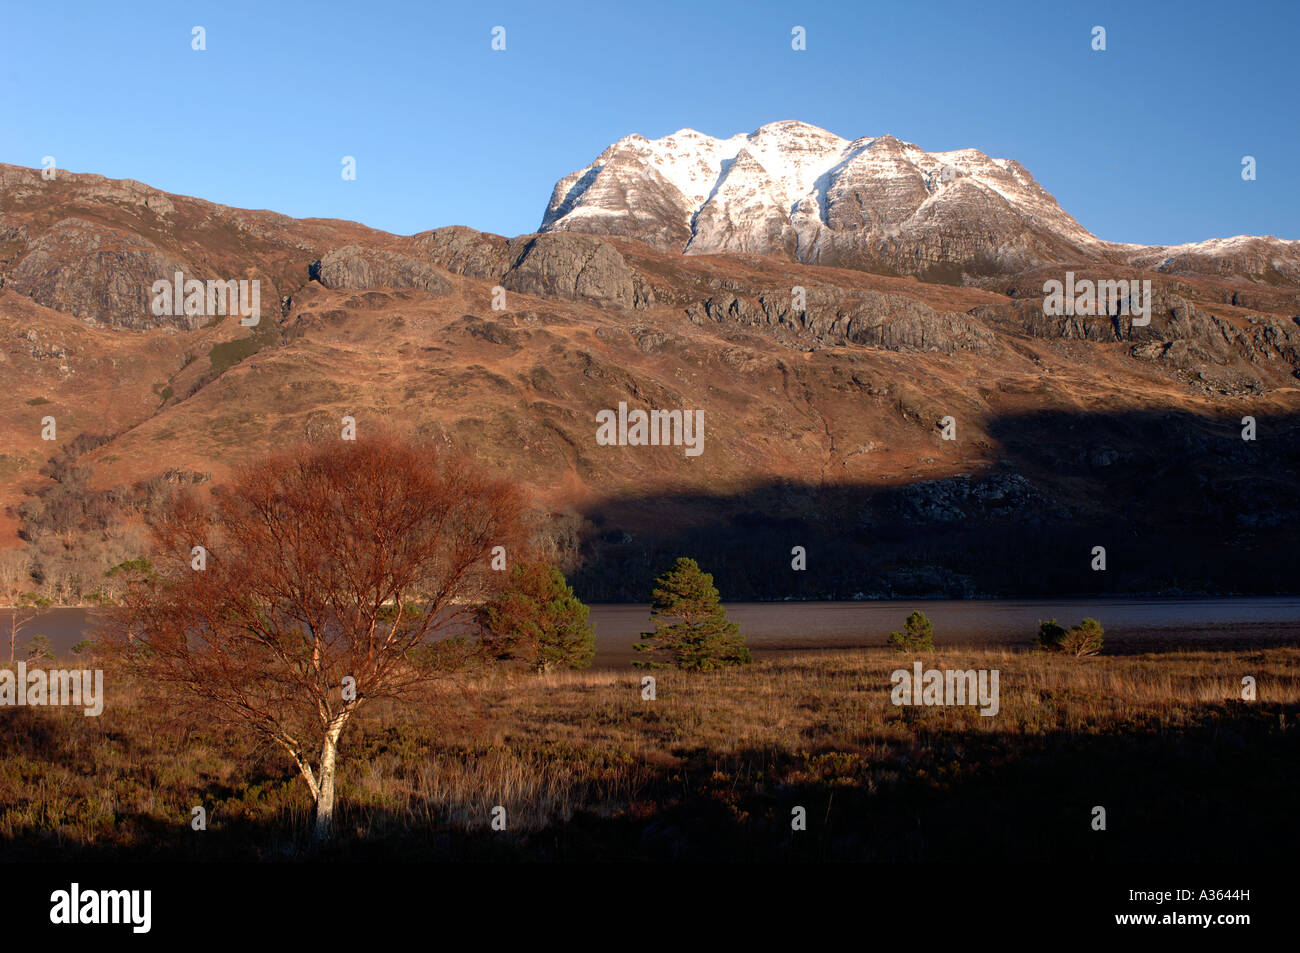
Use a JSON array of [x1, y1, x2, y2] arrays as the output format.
[[566, 408, 1300, 601], [2, 698, 1296, 862]]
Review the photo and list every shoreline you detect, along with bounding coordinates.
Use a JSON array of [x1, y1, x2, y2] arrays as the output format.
[[7, 592, 1300, 612]]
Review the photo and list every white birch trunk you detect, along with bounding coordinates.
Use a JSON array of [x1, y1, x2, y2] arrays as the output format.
[[312, 714, 350, 841]]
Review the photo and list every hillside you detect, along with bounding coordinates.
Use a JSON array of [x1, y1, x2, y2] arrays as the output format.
[[2, 158, 1299, 600]]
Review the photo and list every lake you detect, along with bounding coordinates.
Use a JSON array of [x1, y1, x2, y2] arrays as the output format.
[[4, 598, 1299, 667]]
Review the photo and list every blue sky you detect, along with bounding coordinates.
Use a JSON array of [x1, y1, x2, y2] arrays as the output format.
[[1, 0, 1295, 245]]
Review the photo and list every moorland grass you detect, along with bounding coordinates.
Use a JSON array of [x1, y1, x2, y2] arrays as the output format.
[[1, 645, 1296, 861]]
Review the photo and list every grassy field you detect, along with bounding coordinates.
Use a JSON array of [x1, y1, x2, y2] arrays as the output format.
[[2, 645, 1297, 862]]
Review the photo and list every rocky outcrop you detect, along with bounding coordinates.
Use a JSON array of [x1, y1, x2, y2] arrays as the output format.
[[312, 245, 452, 295], [7, 218, 196, 330], [1011, 288, 1300, 363], [414, 228, 650, 309], [501, 233, 638, 309], [0, 165, 177, 218], [413, 226, 514, 280], [0, 162, 408, 330], [884, 472, 1045, 524], [1127, 236, 1300, 286], [686, 286, 994, 352]]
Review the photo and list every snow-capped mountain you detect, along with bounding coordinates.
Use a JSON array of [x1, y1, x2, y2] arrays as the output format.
[[541, 120, 1300, 283], [541, 120, 1104, 278]]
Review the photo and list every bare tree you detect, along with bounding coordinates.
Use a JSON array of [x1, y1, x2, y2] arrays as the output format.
[[0, 549, 41, 664], [106, 434, 528, 841]]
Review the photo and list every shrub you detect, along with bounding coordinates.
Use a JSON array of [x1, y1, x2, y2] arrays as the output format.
[[1038, 617, 1103, 657], [887, 610, 935, 651], [106, 557, 154, 578], [1037, 618, 1068, 651]]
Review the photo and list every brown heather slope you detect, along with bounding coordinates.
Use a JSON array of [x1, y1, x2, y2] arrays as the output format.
[[2, 163, 1299, 600]]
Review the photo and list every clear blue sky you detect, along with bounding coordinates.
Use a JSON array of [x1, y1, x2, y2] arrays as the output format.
[[1, 0, 1295, 245]]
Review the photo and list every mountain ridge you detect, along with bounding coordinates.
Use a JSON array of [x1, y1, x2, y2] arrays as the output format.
[[540, 120, 1300, 283]]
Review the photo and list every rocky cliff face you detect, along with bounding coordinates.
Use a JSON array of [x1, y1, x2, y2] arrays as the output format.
[[8, 218, 195, 329], [313, 246, 452, 296], [684, 287, 995, 353]]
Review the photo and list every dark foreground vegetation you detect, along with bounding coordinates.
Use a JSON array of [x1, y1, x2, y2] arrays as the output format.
[[2, 645, 1296, 862]]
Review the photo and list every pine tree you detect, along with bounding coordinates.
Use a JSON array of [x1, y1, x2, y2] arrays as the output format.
[[635, 557, 751, 670], [887, 610, 935, 651], [1061, 617, 1104, 657], [477, 561, 594, 673]]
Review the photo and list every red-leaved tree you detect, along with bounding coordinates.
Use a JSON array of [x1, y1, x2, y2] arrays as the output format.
[[106, 434, 528, 841]]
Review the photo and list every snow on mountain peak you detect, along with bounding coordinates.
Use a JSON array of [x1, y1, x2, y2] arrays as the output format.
[[541, 122, 1104, 272]]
